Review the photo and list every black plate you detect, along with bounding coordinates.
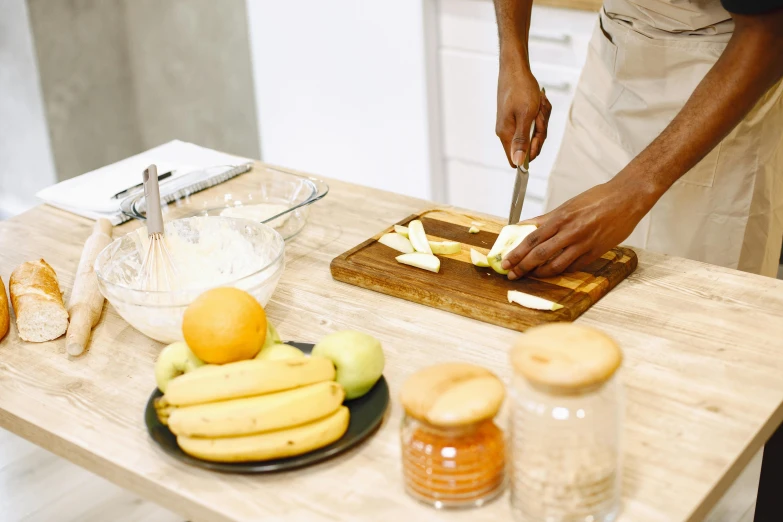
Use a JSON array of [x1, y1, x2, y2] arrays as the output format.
[[144, 342, 390, 473]]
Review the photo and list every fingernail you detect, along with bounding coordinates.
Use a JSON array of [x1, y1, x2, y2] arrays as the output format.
[[501, 260, 510, 270], [512, 150, 524, 166], [508, 272, 518, 281]]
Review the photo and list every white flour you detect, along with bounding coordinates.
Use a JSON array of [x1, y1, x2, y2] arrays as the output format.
[[131, 217, 270, 291]]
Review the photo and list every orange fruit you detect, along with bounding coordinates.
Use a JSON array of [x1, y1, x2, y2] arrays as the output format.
[[182, 287, 267, 364]]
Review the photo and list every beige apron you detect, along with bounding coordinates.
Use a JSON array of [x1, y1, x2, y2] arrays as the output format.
[[545, 0, 783, 277]]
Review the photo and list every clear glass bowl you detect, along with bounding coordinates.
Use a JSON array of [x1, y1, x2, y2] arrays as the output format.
[[119, 164, 329, 240], [94, 216, 285, 344]]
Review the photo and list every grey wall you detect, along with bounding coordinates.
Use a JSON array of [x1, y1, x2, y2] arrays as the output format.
[[27, 0, 143, 183], [0, 0, 57, 216], [26, 0, 260, 182], [124, 0, 260, 161]]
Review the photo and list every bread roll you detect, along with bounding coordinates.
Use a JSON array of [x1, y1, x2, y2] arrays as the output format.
[[0, 276, 9, 340], [10, 259, 69, 342]]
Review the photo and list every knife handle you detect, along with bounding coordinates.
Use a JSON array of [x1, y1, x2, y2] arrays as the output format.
[[523, 121, 536, 171], [522, 87, 545, 170]]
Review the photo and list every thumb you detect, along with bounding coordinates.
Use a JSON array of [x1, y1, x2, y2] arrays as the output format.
[[511, 113, 536, 167]]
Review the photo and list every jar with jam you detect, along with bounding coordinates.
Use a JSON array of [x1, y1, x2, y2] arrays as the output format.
[[400, 362, 507, 509], [509, 323, 623, 522]]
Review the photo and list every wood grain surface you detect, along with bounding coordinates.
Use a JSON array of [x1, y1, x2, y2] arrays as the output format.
[[0, 162, 782, 522], [331, 209, 637, 331]]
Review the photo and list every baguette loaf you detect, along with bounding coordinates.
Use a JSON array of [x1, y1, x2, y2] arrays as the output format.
[[0, 276, 9, 340], [10, 259, 69, 342]]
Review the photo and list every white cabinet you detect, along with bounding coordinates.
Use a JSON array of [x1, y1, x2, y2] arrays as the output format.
[[246, 0, 436, 200], [446, 159, 545, 219], [436, 0, 597, 219], [440, 50, 580, 175], [439, 1, 595, 68]]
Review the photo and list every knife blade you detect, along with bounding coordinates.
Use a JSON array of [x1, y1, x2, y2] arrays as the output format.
[[508, 121, 536, 225], [508, 165, 529, 225]]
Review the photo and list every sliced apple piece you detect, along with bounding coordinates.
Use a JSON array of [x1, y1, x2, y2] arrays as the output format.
[[508, 290, 563, 311], [407, 220, 432, 254], [487, 224, 537, 275], [396, 253, 440, 273], [470, 248, 490, 267], [468, 226, 480, 234], [429, 240, 461, 255], [378, 233, 414, 254], [394, 225, 409, 238]]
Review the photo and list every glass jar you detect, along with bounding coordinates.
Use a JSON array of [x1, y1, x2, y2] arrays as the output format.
[[401, 416, 506, 508], [399, 363, 507, 509], [509, 324, 623, 522]]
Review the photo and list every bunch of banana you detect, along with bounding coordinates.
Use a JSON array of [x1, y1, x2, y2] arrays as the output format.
[[155, 356, 350, 463]]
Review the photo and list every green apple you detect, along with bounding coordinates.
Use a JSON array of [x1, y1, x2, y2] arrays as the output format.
[[508, 290, 563, 311], [407, 220, 432, 254], [470, 248, 490, 267], [394, 225, 409, 238], [312, 331, 385, 400], [256, 343, 306, 361], [428, 240, 461, 255], [379, 233, 414, 254], [396, 253, 440, 273], [155, 341, 205, 392], [260, 321, 282, 353], [487, 224, 537, 275]]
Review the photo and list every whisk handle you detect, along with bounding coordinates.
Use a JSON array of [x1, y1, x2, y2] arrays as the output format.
[[143, 164, 165, 235]]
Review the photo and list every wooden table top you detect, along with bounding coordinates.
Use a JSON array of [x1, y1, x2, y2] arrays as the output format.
[[0, 163, 782, 522]]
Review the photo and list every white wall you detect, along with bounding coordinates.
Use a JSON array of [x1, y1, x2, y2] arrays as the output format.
[[0, 0, 57, 217], [246, 0, 436, 199]]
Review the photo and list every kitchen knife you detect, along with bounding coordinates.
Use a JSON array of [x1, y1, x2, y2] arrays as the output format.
[[508, 121, 536, 225]]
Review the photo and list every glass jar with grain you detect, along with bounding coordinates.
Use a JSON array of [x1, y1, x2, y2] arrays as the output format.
[[509, 323, 623, 522], [400, 363, 507, 509]]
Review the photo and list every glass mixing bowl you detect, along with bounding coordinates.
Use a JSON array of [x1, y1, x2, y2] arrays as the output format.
[[95, 216, 285, 344], [119, 164, 329, 241]]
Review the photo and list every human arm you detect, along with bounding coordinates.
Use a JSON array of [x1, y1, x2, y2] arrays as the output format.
[[494, 0, 552, 166], [502, 7, 783, 280]]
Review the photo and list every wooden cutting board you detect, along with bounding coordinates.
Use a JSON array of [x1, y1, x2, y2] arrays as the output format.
[[330, 209, 637, 332]]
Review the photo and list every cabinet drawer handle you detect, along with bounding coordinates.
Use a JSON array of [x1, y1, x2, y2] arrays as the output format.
[[530, 31, 572, 45], [540, 80, 572, 92]]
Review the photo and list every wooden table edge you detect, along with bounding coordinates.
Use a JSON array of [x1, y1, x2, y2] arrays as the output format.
[[686, 403, 783, 522], [0, 405, 231, 522]]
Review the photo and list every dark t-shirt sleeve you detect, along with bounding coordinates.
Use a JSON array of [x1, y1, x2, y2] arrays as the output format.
[[721, 0, 783, 14]]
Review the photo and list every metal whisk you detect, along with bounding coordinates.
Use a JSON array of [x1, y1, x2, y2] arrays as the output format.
[[138, 164, 178, 291]]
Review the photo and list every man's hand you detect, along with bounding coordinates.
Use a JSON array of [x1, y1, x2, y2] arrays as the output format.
[[501, 176, 656, 280], [496, 68, 552, 167], [492, 0, 550, 167]]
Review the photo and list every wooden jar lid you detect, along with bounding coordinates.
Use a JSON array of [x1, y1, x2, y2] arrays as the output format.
[[400, 363, 505, 428], [510, 323, 622, 393]]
